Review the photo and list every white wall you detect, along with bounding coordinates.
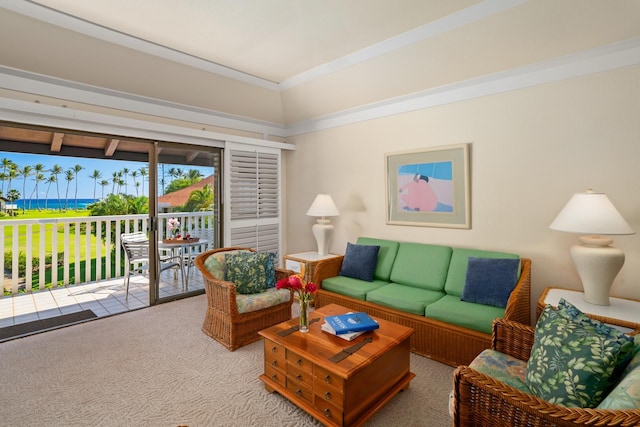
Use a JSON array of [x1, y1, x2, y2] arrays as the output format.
[[284, 64, 640, 314]]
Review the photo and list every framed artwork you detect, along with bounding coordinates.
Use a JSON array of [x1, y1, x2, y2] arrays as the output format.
[[386, 143, 470, 228]]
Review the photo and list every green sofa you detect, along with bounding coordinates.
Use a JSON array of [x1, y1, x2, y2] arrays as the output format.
[[314, 237, 532, 367]]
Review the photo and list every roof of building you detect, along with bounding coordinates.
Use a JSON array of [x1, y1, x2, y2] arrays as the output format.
[[158, 175, 214, 208]]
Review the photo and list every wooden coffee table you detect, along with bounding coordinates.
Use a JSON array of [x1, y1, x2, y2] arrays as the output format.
[[258, 303, 415, 427]]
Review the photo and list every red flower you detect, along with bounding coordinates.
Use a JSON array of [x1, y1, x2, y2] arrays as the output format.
[[277, 274, 316, 302]]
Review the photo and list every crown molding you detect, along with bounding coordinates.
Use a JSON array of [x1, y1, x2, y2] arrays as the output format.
[[4, 0, 525, 91], [285, 36, 640, 137]]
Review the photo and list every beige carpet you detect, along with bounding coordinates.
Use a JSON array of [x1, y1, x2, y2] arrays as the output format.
[[0, 295, 454, 426]]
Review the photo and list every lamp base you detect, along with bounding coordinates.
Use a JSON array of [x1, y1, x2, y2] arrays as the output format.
[[570, 237, 625, 306], [312, 219, 333, 257]]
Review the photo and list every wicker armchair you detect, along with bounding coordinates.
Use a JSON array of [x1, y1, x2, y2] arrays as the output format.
[[194, 247, 294, 351], [452, 318, 640, 427]]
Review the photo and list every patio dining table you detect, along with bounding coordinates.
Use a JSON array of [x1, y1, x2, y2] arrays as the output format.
[[158, 238, 209, 287]]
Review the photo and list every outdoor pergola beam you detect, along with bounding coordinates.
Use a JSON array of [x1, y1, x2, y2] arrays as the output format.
[[51, 132, 64, 152], [186, 152, 198, 163], [105, 139, 119, 157]]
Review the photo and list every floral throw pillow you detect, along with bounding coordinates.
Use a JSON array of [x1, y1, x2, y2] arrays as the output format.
[[525, 302, 632, 408], [557, 299, 635, 392], [225, 252, 274, 295]]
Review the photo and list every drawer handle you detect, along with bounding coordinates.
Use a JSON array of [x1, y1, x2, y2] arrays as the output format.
[[296, 374, 302, 381], [324, 391, 332, 400], [295, 389, 302, 397], [272, 360, 278, 368], [324, 375, 332, 384], [271, 346, 277, 353], [271, 374, 277, 381], [297, 358, 303, 366], [324, 408, 332, 418]]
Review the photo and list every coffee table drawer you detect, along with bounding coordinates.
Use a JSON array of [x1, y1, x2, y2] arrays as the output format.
[[264, 364, 286, 388], [286, 380, 313, 404], [286, 350, 313, 374], [314, 365, 345, 391], [264, 340, 286, 371], [287, 364, 313, 389], [314, 398, 344, 426]]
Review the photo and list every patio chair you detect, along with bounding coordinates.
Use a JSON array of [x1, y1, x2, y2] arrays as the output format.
[[194, 247, 294, 351], [121, 232, 185, 299]]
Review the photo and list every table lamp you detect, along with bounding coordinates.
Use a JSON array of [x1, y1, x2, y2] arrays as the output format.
[[306, 194, 340, 256], [549, 189, 634, 305]]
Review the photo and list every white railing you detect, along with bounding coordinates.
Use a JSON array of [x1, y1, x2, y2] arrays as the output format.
[[1, 212, 215, 295]]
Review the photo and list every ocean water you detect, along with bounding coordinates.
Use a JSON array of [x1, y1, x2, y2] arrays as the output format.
[[12, 199, 98, 210]]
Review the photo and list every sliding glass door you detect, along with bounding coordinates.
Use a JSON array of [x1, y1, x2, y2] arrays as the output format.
[[151, 142, 221, 304]]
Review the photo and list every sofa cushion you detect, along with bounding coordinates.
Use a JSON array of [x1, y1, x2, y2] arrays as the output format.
[[339, 242, 380, 282], [356, 237, 399, 281], [236, 288, 291, 314], [321, 276, 390, 300], [525, 303, 633, 408], [444, 248, 520, 297], [424, 295, 504, 334], [461, 257, 520, 308], [469, 349, 530, 394], [225, 251, 275, 295], [389, 242, 452, 291], [365, 283, 444, 315]]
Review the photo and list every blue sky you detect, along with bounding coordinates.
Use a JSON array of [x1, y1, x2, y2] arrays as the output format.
[[0, 151, 212, 200]]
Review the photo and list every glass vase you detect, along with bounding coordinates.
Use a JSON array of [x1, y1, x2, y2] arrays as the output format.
[[299, 299, 309, 333]]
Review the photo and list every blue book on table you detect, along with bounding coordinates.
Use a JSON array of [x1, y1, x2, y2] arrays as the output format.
[[324, 312, 379, 334]]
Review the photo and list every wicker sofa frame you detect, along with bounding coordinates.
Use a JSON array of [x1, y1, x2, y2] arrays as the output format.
[[452, 318, 640, 427], [314, 258, 531, 367], [194, 247, 294, 351]]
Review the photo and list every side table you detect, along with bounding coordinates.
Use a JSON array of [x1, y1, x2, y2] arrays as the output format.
[[283, 252, 343, 285], [537, 287, 640, 333]]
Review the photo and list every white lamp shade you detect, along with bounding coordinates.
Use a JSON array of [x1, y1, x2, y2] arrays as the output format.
[[549, 191, 634, 235], [306, 194, 340, 217]]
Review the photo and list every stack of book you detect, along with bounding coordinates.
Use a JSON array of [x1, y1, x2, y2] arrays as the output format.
[[321, 312, 379, 341]]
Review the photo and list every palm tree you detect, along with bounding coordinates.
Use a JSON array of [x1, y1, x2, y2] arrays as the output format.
[[64, 169, 74, 211], [44, 175, 56, 210], [121, 167, 130, 194], [50, 164, 64, 211], [19, 165, 33, 213], [99, 179, 109, 199], [7, 163, 18, 194], [187, 169, 203, 184], [185, 184, 214, 212], [139, 167, 148, 195], [111, 171, 119, 195], [90, 170, 102, 200], [29, 171, 45, 210], [1, 158, 13, 195], [131, 170, 139, 196], [73, 164, 83, 210]]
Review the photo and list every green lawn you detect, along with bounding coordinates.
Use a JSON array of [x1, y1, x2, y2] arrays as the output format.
[[2, 209, 113, 293]]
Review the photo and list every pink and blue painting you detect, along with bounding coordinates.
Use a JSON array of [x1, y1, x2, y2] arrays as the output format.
[[397, 161, 453, 212]]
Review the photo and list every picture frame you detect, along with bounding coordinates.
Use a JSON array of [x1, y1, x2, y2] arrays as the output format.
[[386, 143, 470, 228]]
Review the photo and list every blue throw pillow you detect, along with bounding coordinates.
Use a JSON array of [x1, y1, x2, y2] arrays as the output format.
[[339, 242, 380, 282], [461, 257, 520, 308]]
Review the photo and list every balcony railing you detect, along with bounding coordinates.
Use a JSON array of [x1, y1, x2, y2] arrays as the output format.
[[1, 212, 215, 295]]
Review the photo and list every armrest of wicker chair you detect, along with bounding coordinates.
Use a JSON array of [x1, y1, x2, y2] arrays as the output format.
[[503, 258, 532, 326], [491, 318, 535, 362], [452, 317, 640, 427]]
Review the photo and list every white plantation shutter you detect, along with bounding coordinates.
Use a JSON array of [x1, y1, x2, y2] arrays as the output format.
[[225, 145, 281, 264]]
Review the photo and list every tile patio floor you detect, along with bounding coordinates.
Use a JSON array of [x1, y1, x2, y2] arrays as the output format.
[[0, 269, 204, 330]]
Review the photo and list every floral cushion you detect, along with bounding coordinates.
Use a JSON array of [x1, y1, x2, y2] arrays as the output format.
[[597, 350, 640, 409], [525, 302, 634, 408], [225, 251, 276, 295], [204, 249, 249, 280], [469, 349, 530, 393], [557, 299, 635, 392], [236, 288, 291, 314]]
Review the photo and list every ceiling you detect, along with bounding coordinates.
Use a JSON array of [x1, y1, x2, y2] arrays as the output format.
[[29, 0, 480, 84]]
